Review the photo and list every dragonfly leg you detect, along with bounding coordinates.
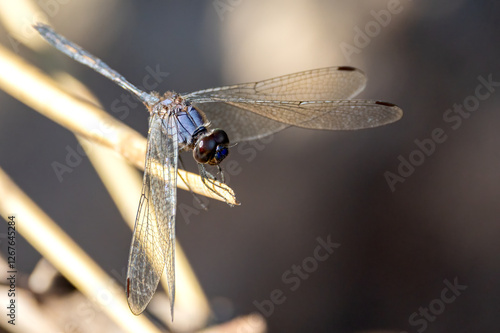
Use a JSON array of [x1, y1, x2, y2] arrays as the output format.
[[197, 164, 232, 204], [178, 154, 209, 211], [217, 165, 225, 184]]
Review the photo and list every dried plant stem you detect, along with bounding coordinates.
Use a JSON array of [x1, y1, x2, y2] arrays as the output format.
[[0, 168, 163, 333], [0, 44, 237, 205]]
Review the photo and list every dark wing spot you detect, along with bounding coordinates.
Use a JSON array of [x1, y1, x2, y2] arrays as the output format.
[[338, 66, 357, 71], [376, 101, 397, 107], [127, 278, 130, 297]]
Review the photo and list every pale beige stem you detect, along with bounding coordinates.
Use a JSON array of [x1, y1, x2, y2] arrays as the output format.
[[0, 44, 237, 205], [0, 168, 163, 333]]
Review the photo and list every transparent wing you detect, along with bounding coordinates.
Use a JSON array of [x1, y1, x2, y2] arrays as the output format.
[[192, 99, 402, 143], [34, 23, 158, 106], [192, 103, 289, 143], [182, 67, 401, 142], [183, 66, 367, 101], [126, 113, 178, 316]]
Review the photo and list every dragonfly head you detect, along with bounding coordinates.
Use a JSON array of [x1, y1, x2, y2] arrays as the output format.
[[193, 129, 230, 165]]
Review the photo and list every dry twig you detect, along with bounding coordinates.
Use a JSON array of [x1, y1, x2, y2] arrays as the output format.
[[0, 168, 163, 333], [0, 44, 238, 205]]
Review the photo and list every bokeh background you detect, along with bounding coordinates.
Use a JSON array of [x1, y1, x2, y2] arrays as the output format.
[[1, 0, 499, 332]]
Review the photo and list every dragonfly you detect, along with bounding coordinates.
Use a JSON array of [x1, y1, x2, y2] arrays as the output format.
[[34, 23, 402, 319]]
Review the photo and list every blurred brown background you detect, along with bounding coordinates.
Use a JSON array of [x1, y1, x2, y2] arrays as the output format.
[[0, 1, 499, 332]]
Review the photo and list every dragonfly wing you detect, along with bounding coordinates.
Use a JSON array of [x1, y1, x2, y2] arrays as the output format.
[[193, 102, 289, 143], [34, 23, 158, 106], [183, 67, 400, 141], [184, 66, 367, 102], [216, 99, 402, 130], [193, 99, 401, 142], [126, 113, 178, 316]]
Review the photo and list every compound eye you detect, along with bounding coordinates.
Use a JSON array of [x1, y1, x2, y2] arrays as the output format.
[[209, 145, 229, 165], [193, 136, 217, 164], [211, 129, 229, 145]]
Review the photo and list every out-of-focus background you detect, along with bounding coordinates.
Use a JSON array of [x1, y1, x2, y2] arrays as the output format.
[[0, 0, 499, 332]]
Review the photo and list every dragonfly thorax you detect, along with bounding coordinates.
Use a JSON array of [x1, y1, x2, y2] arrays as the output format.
[[155, 92, 230, 165], [154, 92, 185, 117]]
